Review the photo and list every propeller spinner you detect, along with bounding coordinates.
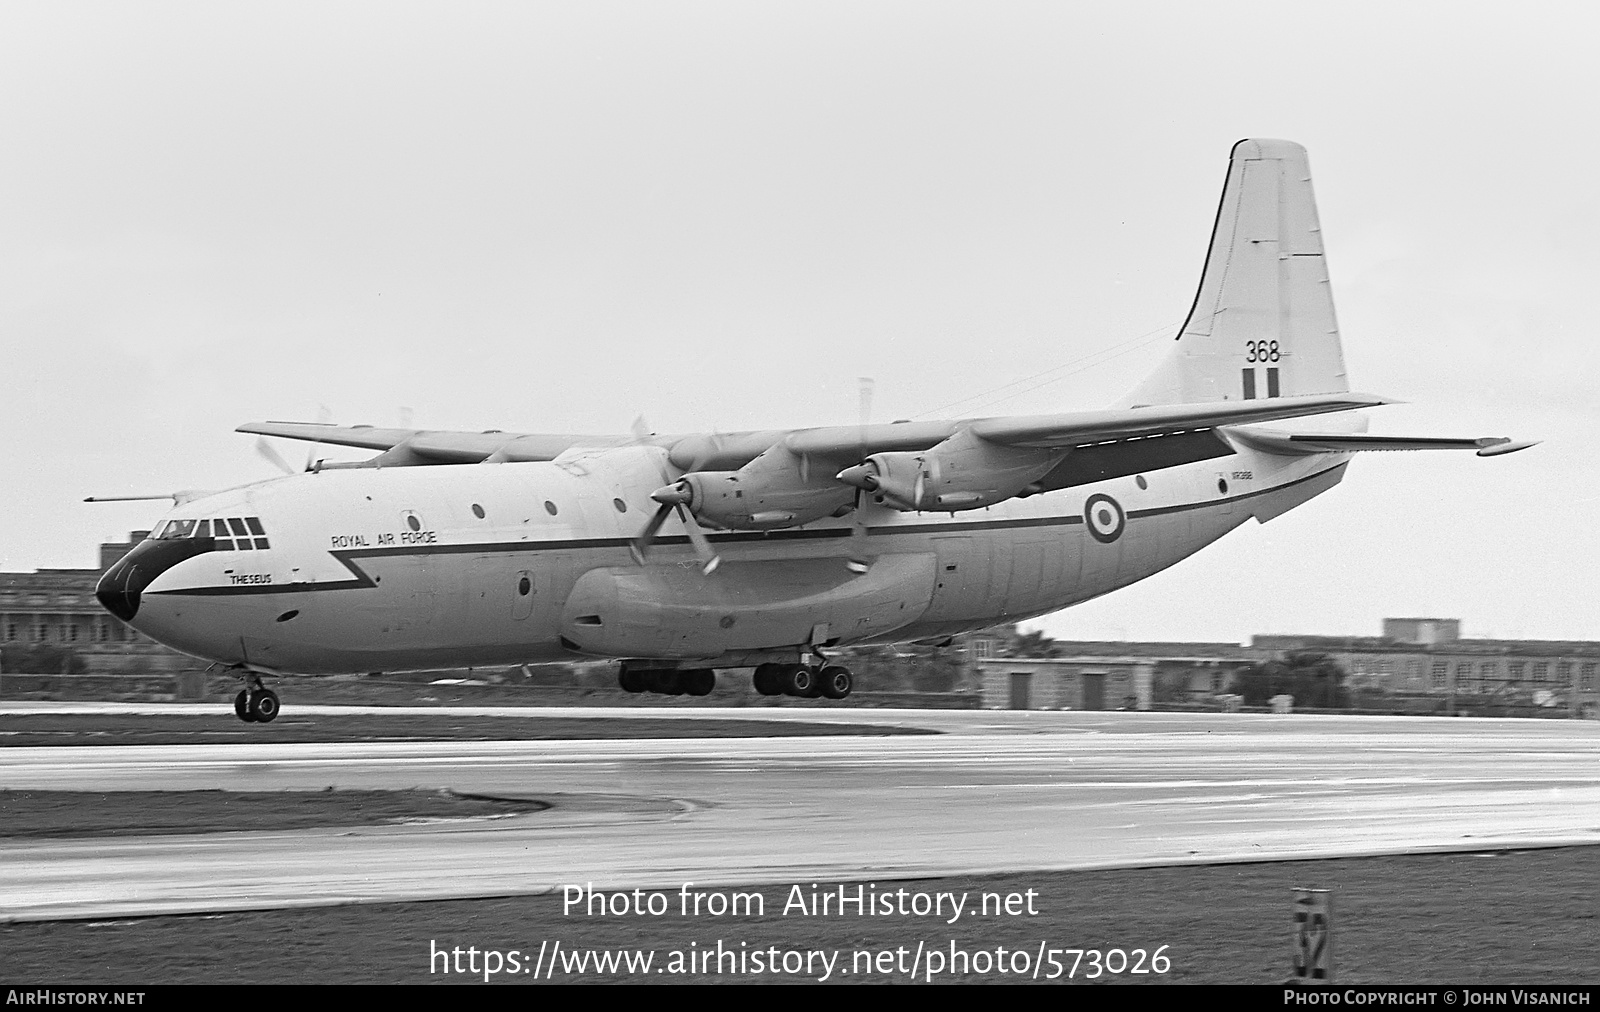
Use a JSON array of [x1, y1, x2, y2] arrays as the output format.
[[631, 481, 722, 575]]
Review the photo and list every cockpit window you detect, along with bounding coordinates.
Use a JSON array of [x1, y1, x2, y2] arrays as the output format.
[[156, 519, 197, 540], [152, 516, 270, 550]]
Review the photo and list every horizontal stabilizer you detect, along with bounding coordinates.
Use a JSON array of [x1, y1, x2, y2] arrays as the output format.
[[1229, 431, 1538, 457]]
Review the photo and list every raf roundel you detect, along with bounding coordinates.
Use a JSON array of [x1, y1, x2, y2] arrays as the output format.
[[1084, 493, 1126, 544]]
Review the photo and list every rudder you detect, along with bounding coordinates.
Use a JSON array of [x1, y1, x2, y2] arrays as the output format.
[[1123, 139, 1349, 407]]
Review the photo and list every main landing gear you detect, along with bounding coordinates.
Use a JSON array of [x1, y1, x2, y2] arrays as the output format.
[[752, 662, 853, 700], [615, 661, 854, 701], [617, 667, 716, 697], [232, 670, 280, 723]]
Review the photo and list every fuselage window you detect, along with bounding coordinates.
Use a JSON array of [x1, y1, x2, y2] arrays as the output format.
[[471, 504, 486, 519], [612, 498, 627, 513], [405, 513, 422, 532], [544, 500, 558, 516], [213, 519, 234, 551], [194, 519, 211, 538], [246, 517, 266, 536], [518, 576, 531, 596]]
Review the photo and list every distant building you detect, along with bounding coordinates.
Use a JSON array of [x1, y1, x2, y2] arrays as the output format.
[[979, 620, 1600, 716], [0, 532, 194, 675]]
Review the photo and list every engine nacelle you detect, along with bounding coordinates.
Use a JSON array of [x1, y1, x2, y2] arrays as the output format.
[[837, 428, 1062, 512], [655, 445, 855, 530]]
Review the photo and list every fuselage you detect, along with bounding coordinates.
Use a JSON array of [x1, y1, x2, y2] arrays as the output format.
[[97, 440, 1349, 674]]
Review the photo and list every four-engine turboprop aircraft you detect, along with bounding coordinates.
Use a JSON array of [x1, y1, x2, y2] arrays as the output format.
[[93, 139, 1532, 723]]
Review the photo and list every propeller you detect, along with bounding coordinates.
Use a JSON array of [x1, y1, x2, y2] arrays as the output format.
[[255, 404, 335, 475], [255, 437, 299, 476], [631, 480, 722, 575]]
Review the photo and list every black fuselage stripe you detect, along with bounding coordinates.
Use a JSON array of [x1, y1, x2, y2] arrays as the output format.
[[149, 464, 1345, 598]]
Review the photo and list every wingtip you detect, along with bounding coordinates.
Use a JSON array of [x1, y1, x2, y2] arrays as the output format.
[[1347, 391, 1406, 407], [1476, 439, 1539, 457]]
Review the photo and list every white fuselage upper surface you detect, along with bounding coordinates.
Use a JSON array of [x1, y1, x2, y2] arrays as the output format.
[[111, 442, 1348, 673]]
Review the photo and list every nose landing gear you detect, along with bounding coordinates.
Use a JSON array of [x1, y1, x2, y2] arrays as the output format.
[[231, 670, 280, 723]]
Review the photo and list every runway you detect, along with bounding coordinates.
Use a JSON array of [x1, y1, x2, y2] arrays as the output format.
[[2, 708, 1598, 922]]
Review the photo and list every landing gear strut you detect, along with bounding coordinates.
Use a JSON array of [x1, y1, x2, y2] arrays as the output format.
[[232, 671, 280, 723]]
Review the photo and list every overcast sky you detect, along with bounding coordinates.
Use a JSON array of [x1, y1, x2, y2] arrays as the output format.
[[3, 1, 1594, 644]]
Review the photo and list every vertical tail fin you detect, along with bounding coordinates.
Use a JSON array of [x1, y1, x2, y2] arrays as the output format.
[[1123, 139, 1349, 407]]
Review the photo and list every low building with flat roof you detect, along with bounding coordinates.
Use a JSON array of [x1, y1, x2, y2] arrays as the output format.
[[979, 620, 1600, 717]]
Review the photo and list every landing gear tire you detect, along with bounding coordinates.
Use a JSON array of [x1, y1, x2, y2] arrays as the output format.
[[781, 664, 816, 697], [234, 690, 258, 723], [752, 663, 785, 696], [248, 688, 280, 723], [651, 670, 684, 695], [819, 665, 853, 700], [619, 669, 649, 693], [682, 669, 716, 697]]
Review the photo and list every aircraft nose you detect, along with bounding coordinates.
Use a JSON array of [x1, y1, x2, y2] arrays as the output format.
[[95, 538, 211, 622], [95, 552, 144, 620]]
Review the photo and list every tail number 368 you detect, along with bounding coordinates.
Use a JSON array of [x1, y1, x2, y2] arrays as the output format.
[[1245, 340, 1280, 362]]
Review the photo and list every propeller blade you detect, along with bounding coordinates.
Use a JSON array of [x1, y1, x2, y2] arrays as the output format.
[[675, 506, 722, 575], [913, 469, 926, 510], [630, 503, 674, 564], [846, 489, 871, 575], [255, 438, 298, 476]]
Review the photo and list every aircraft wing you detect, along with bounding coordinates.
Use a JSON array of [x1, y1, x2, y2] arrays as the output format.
[[237, 421, 640, 465], [237, 421, 421, 450], [959, 392, 1391, 449], [241, 391, 1393, 472], [781, 391, 1390, 458]]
